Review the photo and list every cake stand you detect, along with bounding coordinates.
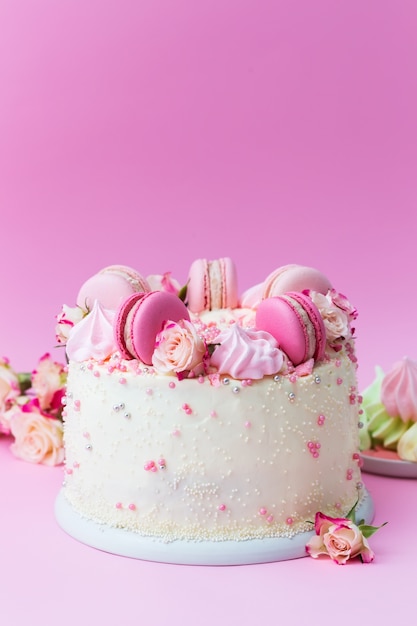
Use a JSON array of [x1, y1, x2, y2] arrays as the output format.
[[55, 487, 375, 566]]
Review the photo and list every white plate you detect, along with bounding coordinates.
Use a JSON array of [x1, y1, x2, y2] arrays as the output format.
[[55, 489, 375, 565], [361, 452, 417, 479]]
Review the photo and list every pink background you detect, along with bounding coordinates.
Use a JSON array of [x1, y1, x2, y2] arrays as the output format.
[[1, 0, 416, 388], [0, 1, 416, 622]]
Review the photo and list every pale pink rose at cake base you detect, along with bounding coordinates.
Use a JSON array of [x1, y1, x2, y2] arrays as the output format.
[[31, 353, 66, 413], [55, 304, 86, 344], [10, 401, 64, 466], [306, 512, 374, 565], [152, 319, 207, 376]]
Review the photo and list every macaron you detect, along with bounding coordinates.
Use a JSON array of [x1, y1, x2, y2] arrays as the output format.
[[76, 265, 151, 312], [114, 291, 190, 364], [262, 264, 332, 299], [186, 257, 238, 313], [255, 291, 326, 366]]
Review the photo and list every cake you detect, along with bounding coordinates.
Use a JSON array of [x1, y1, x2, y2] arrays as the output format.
[[55, 260, 373, 564], [360, 357, 417, 463]]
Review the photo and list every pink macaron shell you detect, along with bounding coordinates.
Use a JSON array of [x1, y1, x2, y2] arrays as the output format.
[[256, 296, 308, 365], [114, 292, 148, 360], [263, 265, 332, 299], [239, 282, 264, 309], [218, 257, 238, 309], [186, 259, 210, 313], [99, 265, 151, 293], [255, 292, 326, 366], [116, 291, 191, 364], [285, 291, 326, 362], [186, 257, 238, 313], [77, 265, 150, 312]]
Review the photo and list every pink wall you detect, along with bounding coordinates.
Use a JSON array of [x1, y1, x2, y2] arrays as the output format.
[[1, 0, 416, 386]]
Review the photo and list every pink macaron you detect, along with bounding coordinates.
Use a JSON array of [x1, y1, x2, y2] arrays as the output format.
[[262, 264, 332, 299], [255, 291, 326, 366], [114, 291, 190, 364], [76, 265, 151, 312], [186, 257, 238, 313]]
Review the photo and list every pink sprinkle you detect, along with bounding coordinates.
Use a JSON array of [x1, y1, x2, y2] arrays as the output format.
[[337, 377, 343, 385], [210, 410, 217, 418], [317, 414, 325, 425], [335, 359, 341, 367], [128, 503, 136, 511], [182, 403, 192, 414], [169, 381, 176, 389], [82, 431, 90, 438], [198, 376, 205, 384], [286, 517, 293, 525], [119, 377, 127, 385], [352, 453, 360, 460], [73, 461, 79, 468], [107, 365, 115, 373], [65, 468, 73, 475], [146, 387, 153, 395], [87, 362, 94, 370], [335, 502, 341, 509], [244, 421, 251, 428], [218, 504, 226, 511], [115, 502, 123, 509], [289, 375, 297, 383], [158, 458, 166, 469], [144, 460, 156, 471], [259, 507, 267, 516], [93, 370, 100, 377], [266, 515, 274, 523], [74, 399, 81, 408], [172, 429, 180, 437]]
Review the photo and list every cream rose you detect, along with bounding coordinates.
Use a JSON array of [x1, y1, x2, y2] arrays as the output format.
[[55, 304, 85, 344], [0, 359, 21, 435], [310, 292, 350, 342], [152, 319, 206, 376], [31, 353, 66, 413], [306, 512, 375, 564], [10, 405, 64, 466]]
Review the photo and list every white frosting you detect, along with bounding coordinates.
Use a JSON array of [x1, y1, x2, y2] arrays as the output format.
[[66, 300, 116, 362], [62, 346, 363, 542]]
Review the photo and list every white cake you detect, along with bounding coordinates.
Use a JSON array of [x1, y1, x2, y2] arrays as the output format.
[[55, 262, 373, 564]]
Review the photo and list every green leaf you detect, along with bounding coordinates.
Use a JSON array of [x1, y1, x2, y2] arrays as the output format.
[[17, 372, 32, 394], [178, 283, 188, 303], [359, 522, 388, 538], [346, 496, 359, 522]]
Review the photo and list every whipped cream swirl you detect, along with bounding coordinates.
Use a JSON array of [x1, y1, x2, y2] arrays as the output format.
[[66, 300, 116, 362], [210, 324, 284, 379]]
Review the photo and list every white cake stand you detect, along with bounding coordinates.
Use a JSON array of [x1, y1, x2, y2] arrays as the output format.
[[55, 488, 375, 566]]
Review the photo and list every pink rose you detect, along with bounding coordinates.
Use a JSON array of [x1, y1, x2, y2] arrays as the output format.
[[10, 400, 64, 466], [152, 319, 207, 376], [329, 289, 358, 321], [146, 272, 181, 295], [310, 292, 351, 342], [55, 304, 86, 344], [306, 512, 375, 565], [0, 358, 21, 435], [10, 400, 64, 465], [31, 353, 66, 415]]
